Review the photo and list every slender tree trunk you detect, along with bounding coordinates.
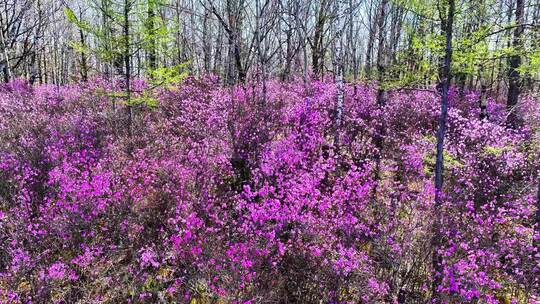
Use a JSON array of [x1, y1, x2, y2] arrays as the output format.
[[175, 0, 182, 65], [214, 25, 223, 76], [0, 26, 11, 82], [390, 7, 404, 67], [37, 52, 43, 84], [312, 0, 327, 79], [479, 75, 488, 120], [226, 29, 245, 84], [233, 38, 245, 83], [490, 31, 501, 87], [124, 0, 132, 138], [348, 0, 358, 86], [281, 5, 295, 81], [147, 0, 157, 71], [224, 0, 246, 84], [61, 47, 66, 84], [334, 22, 344, 136], [281, 27, 292, 81], [29, 0, 43, 85], [506, 0, 524, 127], [254, 0, 266, 101], [335, 51, 344, 130], [293, 5, 308, 85], [79, 28, 88, 81], [431, 0, 455, 301], [372, 0, 388, 197], [52, 44, 58, 85], [202, 7, 211, 73], [375, 0, 388, 84], [102, 0, 112, 79], [365, 0, 377, 78]]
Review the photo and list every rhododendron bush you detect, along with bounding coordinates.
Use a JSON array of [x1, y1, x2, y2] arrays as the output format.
[[0, 78, 539, 303]]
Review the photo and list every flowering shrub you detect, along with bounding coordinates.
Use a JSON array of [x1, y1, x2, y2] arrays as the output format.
[[0, 77, 538, 303]]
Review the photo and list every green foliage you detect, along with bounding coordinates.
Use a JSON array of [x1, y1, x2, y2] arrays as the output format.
[[68, 41, 91, 56], [64, 6, 123, 66], [483, 145, 509, 156], [139, 0, 179, 68], [423, 149, 464, 175], [64, 0, 191, 96], [422, 135, 463, 175], [382, 26, 441, 89], [392, 0, 438, 20], [383, 0, 536, 90], [63, 7, 92, 32], [148, 63, 190, 90], [63, 7, 78, 24], [130, 91, 159, 107], [453, 26, 492, 76], [518, 48, 540, 78]]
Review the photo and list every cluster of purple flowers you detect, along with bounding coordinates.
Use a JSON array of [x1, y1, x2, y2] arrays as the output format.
[[0, 77, 538, 303]]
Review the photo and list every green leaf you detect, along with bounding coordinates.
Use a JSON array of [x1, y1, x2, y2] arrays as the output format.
[[64, 7, 79, 24]]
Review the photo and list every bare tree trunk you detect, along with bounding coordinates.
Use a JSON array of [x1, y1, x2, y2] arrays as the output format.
[[0, 25, 11, 82], [506, 0, 524, 127], [202, 6, 211, 73], [281, 2, 296, 81], [375, 0, 388, 86], [208, 0, 246, 84], [124, 0, 133, 138], [61, 46, 68, 84], [389, 6, 404, 67], [348, 0, 358, 85], [479, 75, 488, 120], [147, 0, 157, 71], [527, 1, 540, 92], [372, 0, 388, 199], [101, 0, 113, 80], [231, 31, 245, 83], [52, 41, 58, 85], [365, 0, 377, 78], [335, 53, 344, 129], [214, 25, 223, 76], [312, 0, 328, 79], [37, 52, 43, 84], [229, 0, 246, 83], [431, 0, 455, 301], [334, 20, 344, 135], [77, 5, 88, 82], [254, 0, 266, 101], [293, 3, 308, 85], [175, 0, 183, 65], [79, 28, 88, 81], [29, 0, 43, 85]]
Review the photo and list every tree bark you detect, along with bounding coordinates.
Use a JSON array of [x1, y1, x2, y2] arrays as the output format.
[[431, 0, 455, 301], [373, 0, 388, 185], [506, 0, 524, 127], [479, 75, 488, 120], [0, 21, 11, 82], [365, 0, 377, 78], [79, 28, 88, 81], [124, 0, 133, 138], [334, 4, 344, 135], [202, 6, 211, 73], [312, 0, 328, 79], [147, 0, 157, 71]]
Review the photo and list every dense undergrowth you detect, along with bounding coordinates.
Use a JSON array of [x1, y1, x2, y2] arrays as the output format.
[[0, 77, 539, 303]]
